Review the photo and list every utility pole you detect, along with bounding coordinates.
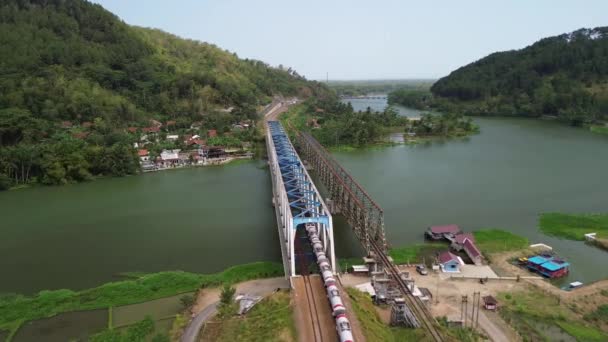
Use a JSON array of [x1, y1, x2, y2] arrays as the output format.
[[326, 71, 329, 84], [461, 295, 468, 327], [474, 292, 481, 329]]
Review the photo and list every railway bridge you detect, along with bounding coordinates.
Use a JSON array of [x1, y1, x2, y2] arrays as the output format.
[[266, 120, 444, 342]]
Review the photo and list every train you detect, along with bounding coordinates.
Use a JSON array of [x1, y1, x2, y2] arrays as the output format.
[[305, 224, 354, 342]]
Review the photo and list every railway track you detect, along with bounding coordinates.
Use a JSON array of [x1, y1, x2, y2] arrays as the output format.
[[303, 275, 325, 342], [369, 240, 445, 342], [295, 231, 325, 342]]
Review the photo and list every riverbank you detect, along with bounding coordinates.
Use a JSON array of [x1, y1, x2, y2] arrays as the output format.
[[0, 262, 283, 340]]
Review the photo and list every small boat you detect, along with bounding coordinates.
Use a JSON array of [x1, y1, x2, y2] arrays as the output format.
[[561, 281, 583, 291]]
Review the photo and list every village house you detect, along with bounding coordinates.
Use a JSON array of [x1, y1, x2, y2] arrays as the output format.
[[158, 149, 180, 168], [207, 129, 218, 138], [166, 134, 179, 141], [463, 239, 483, 265], [426, 224, 461, 240], [61, 121, 73, 129], [178, 151, 191, 164], [450, 232, 484, 265], [482, 296, 498, 311], [150, 119, 162, 128], [526, 255, 570, 278], [138, 149, 150, 162], [437, 251, 464, 273]]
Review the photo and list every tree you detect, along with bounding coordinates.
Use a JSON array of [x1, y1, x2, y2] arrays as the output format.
[[0, 174, 11, 191], [220, 284, 236, 306], [179, 294, 195, 309]]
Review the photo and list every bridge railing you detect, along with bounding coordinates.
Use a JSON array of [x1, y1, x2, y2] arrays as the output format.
[[294, 131, 387, 255]]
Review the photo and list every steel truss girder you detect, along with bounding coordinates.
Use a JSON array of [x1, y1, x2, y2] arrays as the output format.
[[294, 131, 388, 256], [266, 121, 335, 277]]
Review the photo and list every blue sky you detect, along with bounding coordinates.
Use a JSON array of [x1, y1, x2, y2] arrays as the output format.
[[91, 0, 607, 80]]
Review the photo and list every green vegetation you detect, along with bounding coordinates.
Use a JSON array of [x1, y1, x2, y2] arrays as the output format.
[[436, 317, 486, 342], [590, 125, 608, 136], [345, 288, 429, 342], [203, 290, 296, 342], [0, 0, 329, 190], [329, 79, 433, 97], [540, 213, 608, 240], [389, 243, 445, 266], [556, 321, 607, 342], [0, 261, 282, 336], [498, 288, 608, 341], [410, 112, 479, 137], [338, 257, 364, 273], [89, 316, 169, 342], [391, 27, 608, 126], [473, 229, 529, 253], [387, 89, 433, 110], [584, 305, 608, 324], [283, 97, 409, 147]]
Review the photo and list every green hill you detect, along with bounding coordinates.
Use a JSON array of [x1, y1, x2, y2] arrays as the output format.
[[0, 0, 329, 188], [391, 27, 608, 125]]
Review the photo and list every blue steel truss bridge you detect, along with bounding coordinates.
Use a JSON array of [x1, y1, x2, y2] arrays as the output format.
[[266, 120, 445, 342]]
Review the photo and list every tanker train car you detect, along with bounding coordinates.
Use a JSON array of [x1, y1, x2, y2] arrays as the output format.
[[306, 224, 354, 342]]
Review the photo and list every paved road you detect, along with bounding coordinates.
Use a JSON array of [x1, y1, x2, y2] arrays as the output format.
[[180, 301, 219, 342]]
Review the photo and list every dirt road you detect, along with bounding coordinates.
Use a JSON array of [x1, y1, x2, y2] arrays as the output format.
[[183, 277, 290, 342]]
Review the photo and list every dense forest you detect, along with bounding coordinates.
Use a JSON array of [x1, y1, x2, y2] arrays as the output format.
[[329, 79, 433, 97], [0, 0, 329, 189], [390, 27, 608, 125]]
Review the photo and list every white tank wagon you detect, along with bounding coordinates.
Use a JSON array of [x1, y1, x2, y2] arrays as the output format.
[[336, 314, 355, 342], [305, 223, 355, 342]]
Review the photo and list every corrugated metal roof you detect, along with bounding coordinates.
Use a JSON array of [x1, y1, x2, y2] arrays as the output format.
[[430, 224, 460, 234]]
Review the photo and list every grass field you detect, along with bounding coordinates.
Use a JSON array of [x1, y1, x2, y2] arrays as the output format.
[[345, 288, 428, 342], [498, 288, 607, 342], [0, 261, 282, 338], [473, 229, 529, 253], [389, 243, 446, 265], [201, 290, 295, 342], [540, 213, 608, 240]]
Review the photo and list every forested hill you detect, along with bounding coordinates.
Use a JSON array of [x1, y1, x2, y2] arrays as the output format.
[[0, 0, 327, 125], [0, 0, 329, 189], [399, 27, 608, 124]]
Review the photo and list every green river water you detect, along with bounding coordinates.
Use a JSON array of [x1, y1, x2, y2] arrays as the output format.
[[1, 98, 607, 294]]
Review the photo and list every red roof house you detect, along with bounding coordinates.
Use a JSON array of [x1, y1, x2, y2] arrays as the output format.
[[127, 127, 138, 133], [72, 132, 89, 139], [142, 126, 160, 133], [463, 239, 483, 265], [208, 129, 217, 138], [437, 251, 463, 273], [138, 149, 149, 157], [426, 224, 461, 240], [61, 121, 73, 129], [454, 233, 475, 245]]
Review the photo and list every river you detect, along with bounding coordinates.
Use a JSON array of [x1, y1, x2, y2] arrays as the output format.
[[340, 97, 608, 285], [1, 99, 607, 294], [0, 161, 280, 294]]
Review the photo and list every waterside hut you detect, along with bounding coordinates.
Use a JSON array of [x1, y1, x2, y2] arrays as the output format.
[[426, 224, 461, 240]]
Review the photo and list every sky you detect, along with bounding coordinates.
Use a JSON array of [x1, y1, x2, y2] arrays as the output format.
[[91, 0, 608, 80]]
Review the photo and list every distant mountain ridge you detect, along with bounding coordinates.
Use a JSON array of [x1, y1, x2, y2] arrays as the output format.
[[421, 27, 608, 124]]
